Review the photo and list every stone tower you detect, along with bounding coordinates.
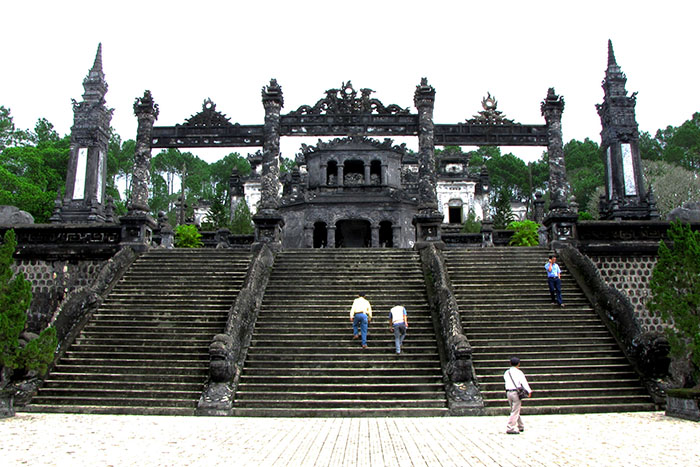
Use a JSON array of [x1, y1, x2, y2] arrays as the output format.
[[596, 40, 657, 220], [57, 43, 113, 223]]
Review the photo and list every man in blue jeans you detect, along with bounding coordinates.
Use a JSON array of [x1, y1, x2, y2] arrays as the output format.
[[545, 255, 564, 307], [350, 292, 372, 349], [389, 305, 408, 355]]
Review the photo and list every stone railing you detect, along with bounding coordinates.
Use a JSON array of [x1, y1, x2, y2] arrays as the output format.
[[576, 220, 700, 255], [442, 229, 514, 248], [419, 244, 483, 415], [197, 243, 275, 415], [1, 224, 122, 260], [559, 245, 668, 405]]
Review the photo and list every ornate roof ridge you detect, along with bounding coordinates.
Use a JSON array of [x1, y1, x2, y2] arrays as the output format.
[[288, 81, 410, 116], [181, 98, 235, 128], [297, 136, 408, 156]]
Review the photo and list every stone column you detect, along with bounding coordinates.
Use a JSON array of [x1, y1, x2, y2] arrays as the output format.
[[412, 78, 444, 249], [253, 79, 285, 248], [337, 164, 344, 188], [381, 164, 388, 186], [120, 90, 159, 251], [541, 88, 576, 249], [541, 88, 569, 213], [371, 224, 380, 248], [129, 90, 159, 215], [364, 164, 371, 186], [327, 225, 336, 249]]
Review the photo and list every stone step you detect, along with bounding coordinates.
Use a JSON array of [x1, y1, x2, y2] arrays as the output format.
[[28, 395, 199, 408], [233, 399, 447, 409], [235, 391, 445, 400], [230, 407, 449, 417], [43, 372, 205, 384], [20, 404, 195, 416]]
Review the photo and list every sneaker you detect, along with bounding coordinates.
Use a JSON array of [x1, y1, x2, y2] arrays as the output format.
[[353, 334, 359, 339], [362, 345, 368, 349], [519, 428, 524, 432], [506, 430, 520, 435]]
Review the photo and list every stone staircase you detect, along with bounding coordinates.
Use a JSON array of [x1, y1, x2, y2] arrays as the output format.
[[233, 249, 448, 417], [24, 249, 251, 415], [444, 247, 656, 415]]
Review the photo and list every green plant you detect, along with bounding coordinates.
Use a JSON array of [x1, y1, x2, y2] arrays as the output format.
[[1, 230, 57, 387], [647, 221, 700, 387], [507, 220, 540, 246], [230, 200, 254, 235], [492, 187, 515, 230], [578, 211, 594, 221], [460, 209, 482, 234], [174, 224, 203, 248]]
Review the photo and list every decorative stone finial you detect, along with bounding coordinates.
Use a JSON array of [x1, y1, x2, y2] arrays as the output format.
[[133, 90, 159, 119], [607, 39, 617, 67], [262, 78, 284, 107]]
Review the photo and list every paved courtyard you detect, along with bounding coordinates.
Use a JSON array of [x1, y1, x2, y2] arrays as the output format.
[[2, 411, 698, 466]]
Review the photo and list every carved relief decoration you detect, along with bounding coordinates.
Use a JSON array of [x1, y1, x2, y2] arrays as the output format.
[[466, 93, 517, 125], [182, 99, 234, 128], [289, 81, 410, 116]]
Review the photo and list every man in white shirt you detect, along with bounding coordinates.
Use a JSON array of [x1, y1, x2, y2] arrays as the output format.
[[388, 305, 408, 354], [350, 292, 372, 349], [504, 356, 532, 434]]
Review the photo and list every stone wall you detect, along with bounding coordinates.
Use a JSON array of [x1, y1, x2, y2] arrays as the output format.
[[12, 259, 107, 332], [588, 255, 662, 333]]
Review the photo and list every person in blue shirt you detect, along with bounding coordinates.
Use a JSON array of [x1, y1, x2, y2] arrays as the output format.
[[545, 255, 564, 307]]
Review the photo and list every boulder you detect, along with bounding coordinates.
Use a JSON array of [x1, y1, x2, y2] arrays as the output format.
[[0, 206, 34, 225]]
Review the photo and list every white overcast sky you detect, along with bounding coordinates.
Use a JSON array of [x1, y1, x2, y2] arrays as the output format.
[[2, 0, 698, 163]]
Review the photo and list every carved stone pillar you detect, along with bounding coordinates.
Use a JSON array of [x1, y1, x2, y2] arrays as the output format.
[[381, 164, 388, 185], [120, 90, 158, 251], [541, 88, 569, 213], [253, 79, 285, 247], [58, 44, 113, 224], [596, 40, 658, 220], [303, 224, 313, 248], [364, 164, 371, 186], [541, 88, 576, 248], [412, 78, 444, 249]]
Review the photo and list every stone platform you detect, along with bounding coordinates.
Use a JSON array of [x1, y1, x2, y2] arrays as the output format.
[[1, 412, 698, 466]]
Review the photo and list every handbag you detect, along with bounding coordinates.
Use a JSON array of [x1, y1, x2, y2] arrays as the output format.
[[508, 369, 529, 399]]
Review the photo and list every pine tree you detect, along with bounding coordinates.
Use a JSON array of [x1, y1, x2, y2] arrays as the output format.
[[461, 208, 482, 233], [230, 200, 254, 235], [492, 187, 515, 230], [647, 221, 700, 386], [1, 230, 57, 388]]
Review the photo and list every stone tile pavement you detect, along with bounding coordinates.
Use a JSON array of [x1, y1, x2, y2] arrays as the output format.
[[2, 412, 698, 466]]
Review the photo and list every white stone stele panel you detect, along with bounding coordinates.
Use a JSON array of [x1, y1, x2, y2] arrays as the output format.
[[73, 147, 88, 200], [606, 146, 613, 200], [96, 150, 105, 203], [621, 143, 637, 196]]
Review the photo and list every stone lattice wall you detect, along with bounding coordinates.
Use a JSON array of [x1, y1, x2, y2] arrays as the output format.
[[589, 255, 662, 333], [12, 259, 107, 332]]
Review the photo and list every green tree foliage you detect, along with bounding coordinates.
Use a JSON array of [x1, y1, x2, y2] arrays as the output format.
[[492, 187, 515, 229], [201, 188, 230, 231], [564, 138, 605, 210], [651, 113, 700, 171], [0, 230, 57, 386], [174, 224, 203, 248], [460, 208, 482, 233], [647, 222, 700, 386], [0, 117, 70, 222], [0, 106, 30, 151], [643, 161, 700, 218], [507, 220, 540, 246], [230, 199, 254, 235]]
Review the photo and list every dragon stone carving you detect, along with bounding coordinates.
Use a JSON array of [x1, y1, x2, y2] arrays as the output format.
[[288, 81, 410, 116]]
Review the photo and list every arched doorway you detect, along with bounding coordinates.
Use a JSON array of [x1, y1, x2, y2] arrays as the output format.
[[335, 220, 371, 247], [313, 221, 327, 248], [379, 221, 393, 247], [448, 199, 463, 224]]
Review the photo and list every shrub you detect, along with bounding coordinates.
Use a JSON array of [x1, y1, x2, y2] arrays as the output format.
[[174, 224, 203, 248], [1, 230, 57, 387], [507, 220, 540, 246], [647, 221, 700, 387], [460, 209, 482, 234]]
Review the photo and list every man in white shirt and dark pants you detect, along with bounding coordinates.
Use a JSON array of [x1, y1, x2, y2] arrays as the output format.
[[504, 356, 532, 434]]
